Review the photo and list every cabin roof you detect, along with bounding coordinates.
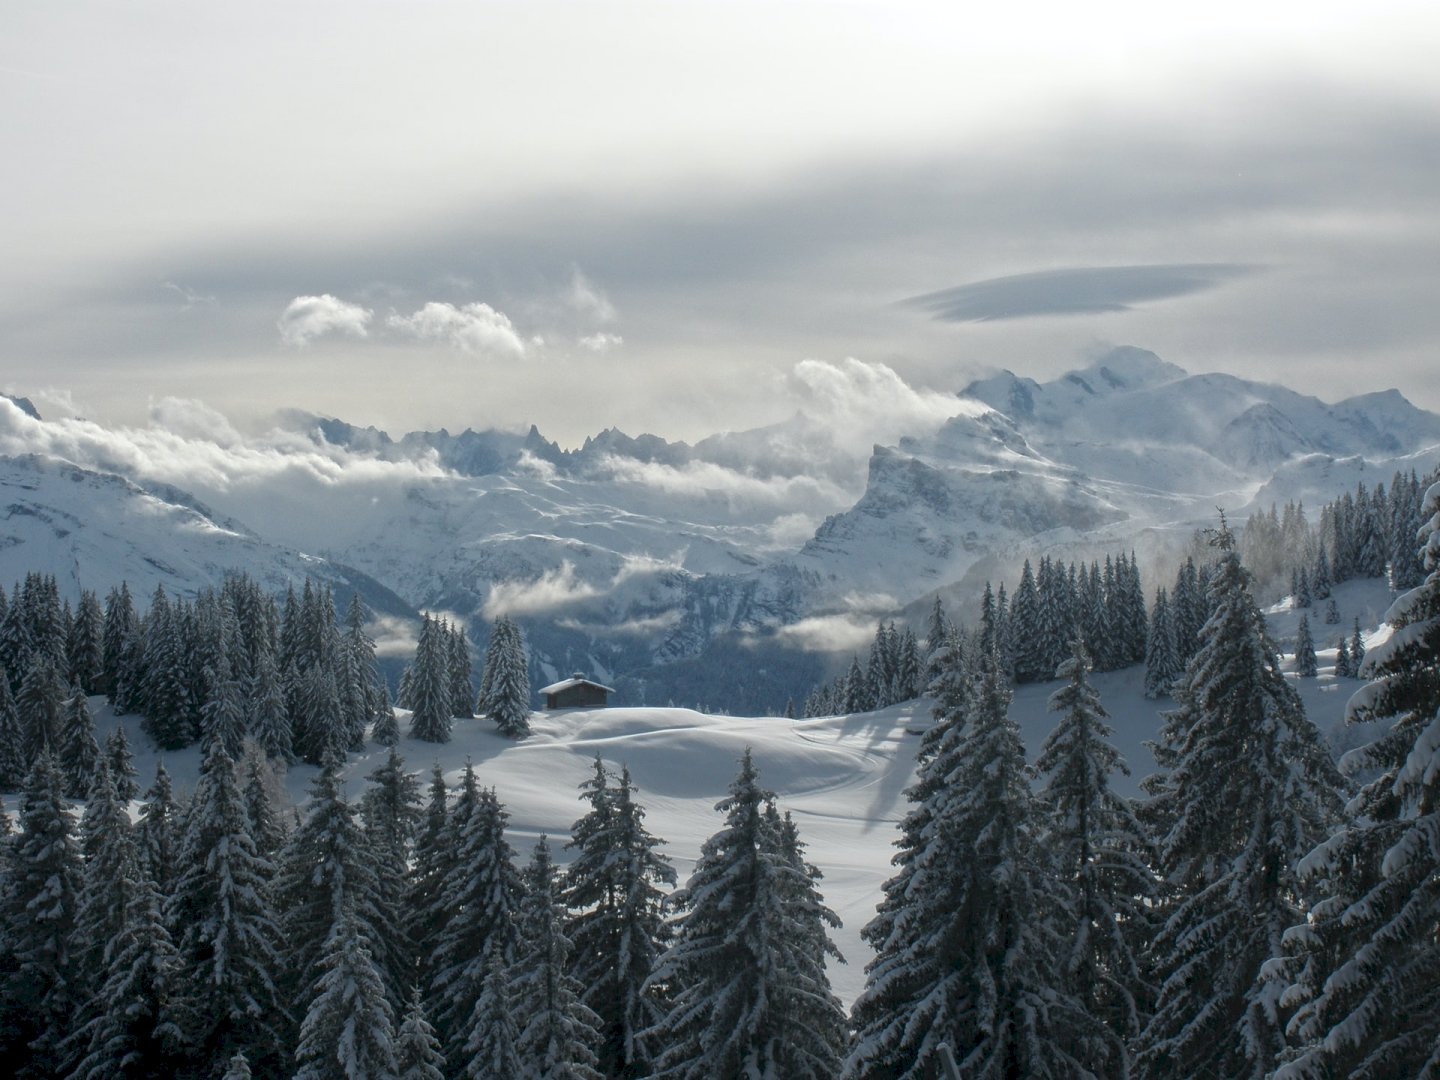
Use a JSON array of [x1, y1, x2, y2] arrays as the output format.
[[539, 676, 616, 696]]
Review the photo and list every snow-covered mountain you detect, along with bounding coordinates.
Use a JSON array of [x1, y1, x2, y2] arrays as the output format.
[[3, 348, 1437, 711]]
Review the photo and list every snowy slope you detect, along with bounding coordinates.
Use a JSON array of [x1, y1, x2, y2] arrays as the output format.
[[0, 452, 409, 613]]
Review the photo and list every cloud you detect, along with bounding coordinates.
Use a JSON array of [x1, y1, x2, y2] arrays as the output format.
[[906, 264, 1260, 322], [148, 396, 244, 447], [567, 266, 617, 324], [785, 357, 986, 452], [579, 332, 623, 353], [558, 610, 682, 636], [772, 589, 899, 652], [775, 614, 877, 653], [368, 613, 420, 658], [387, 300, 526, 358], [161, 280, 217, 310], [594, 453, 850, 512], [278, 294, 372, 345], [482, 561, 600, 619]]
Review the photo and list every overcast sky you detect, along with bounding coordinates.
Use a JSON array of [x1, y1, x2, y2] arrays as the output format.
[[3, 1, 1438, 446]]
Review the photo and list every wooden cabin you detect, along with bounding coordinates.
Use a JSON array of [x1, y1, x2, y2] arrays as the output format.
[[540, 672, 615, 710]]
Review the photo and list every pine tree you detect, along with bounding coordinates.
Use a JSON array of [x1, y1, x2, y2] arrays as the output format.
[[59, 682, 101, 798], [359, 747, 423, 992], [293, 909, 399, 1080], [647, 750, 850, 1079], [406, 765, 455, 992], [242, 751, 288, 862], [169, 742, 287, 1075], [200, 651, 247, 759], [514, 837, 604, 1079], [564, 759, 675, 1079], [1350, 617, 1367, 674], [17, 655, 65, 762], [487, 617, 532, 738], [396, 987, 446, 1080], [69, 589, 106, 694], [341, 595, 383, 750], [409, 615, 454, 743], [102, 582, 138, 703], [73, 759, 134, 991], [1144, 586, 1183, 700], [105, 724, 139, 801], [1270, 478, 1440, 1079], [1137, 523, 1344, 1079], [1334, 634, 1353, 678], [922, 596, 951, 688], [277, 759, 407, 1025], [460, 952, 523, 1079], [449, 622, 475, 721], [69, 865, 186, 1080], [1324, 596, 1341, 624], [1035, 639, 1155, 1074], [372, 682, 400, 746], [0, 672, 24, 789], [846, 656, 1105, 1079], [140, 587, 191, 749], [136, 761, 180, 897], [1295, 614, 1319, 677], [221, 1052, 252, 1080], [2, 751, 83, 1076], [431, 781, 523, 1067], [247, 633, 292, 761]]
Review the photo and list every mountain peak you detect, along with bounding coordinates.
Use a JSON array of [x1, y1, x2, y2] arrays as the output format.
[[1069, 346, 1187, 392]]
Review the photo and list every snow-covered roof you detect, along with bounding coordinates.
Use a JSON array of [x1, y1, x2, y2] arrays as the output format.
[[539, 676, 616, 696]]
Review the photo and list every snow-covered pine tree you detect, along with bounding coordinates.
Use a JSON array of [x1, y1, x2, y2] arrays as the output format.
[[1350, 617, 1366, 673], [1035, 639, 1156, 1074], [17, 655, 64, 762], [846, 653, 1104, 1079], [1313, 545, 1334, 600], [200, 651, 247, 760], [1324, 596, 1341, 624], [1144, 586, 1182, 699], [247, 632, 292, 762], [68, 859, 186, 1080], [460, 951, 523, 1079], [1011, 559, 1046, 682], [449, 622, 475, 721], [342, 594, 383, 750], [396, 986, 446, 1080], [372, 681, 400, 746], [564, 758, 676, 1078], [101, 582, 137, 703], [140, 587, 191, 749], [430, 781, 523, 1068], [73, 759, 133, 992], [293, 908, 399, 1080], [514, 837, 604, 1079], [136, 760, 180, 898], [647, 750, 850, 1080], [843, 653, 870, 713], [69, 589, 105, 694], [1297, 566, 1313, 609], [765, 803, 850, 1079], [59, 681, 100, 798], [488, 617, 532, 738], [1334, 635, 1353, 678], [406, 764, 457, 993], [221, 1052, 252, 1080], [168, 741, 287, 1075], [409, 614, 454, 743], [1136, 522, 1344, 1079], [105, 723, 139, 801], [277, 758, 408, 1026], [359, 746, 423, 990], [241, 751, 288, 862], [1, 751, 82, 1076], [1295, 614, 1319, 677], [0, 672, 23, 789], [296, 660, 347, 765], [1269, 478, 1440, 1079]]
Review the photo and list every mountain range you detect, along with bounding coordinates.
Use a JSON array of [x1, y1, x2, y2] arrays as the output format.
[[3, 348, 1437, 710]]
